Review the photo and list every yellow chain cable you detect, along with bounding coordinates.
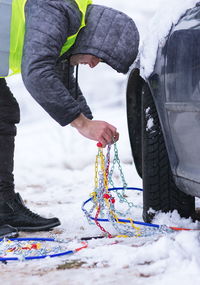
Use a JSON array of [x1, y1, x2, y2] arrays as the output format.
[[99, 149, 108, 191], [91, 144, 142, 238], [129, 219, 141, 237], [94, 154, 99, 189], [116, 235, 129, 238]]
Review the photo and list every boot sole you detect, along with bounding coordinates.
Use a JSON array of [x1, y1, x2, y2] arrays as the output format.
[[16, 221, 61, 232], [0, 232, 19, 239]]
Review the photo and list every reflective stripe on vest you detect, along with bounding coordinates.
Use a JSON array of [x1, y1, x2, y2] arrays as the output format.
[[0, 0, 12, 77], [0, 0, 92, 78]]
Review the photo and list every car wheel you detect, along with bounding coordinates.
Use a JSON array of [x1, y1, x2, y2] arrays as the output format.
[[142, 83, 195, 223]]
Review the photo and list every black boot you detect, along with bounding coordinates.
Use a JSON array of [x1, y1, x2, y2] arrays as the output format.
[[0, 135, 60, 231], [0, 79, 60, 231], [0, 193, 60, 231], [0, 225, 18, 238]]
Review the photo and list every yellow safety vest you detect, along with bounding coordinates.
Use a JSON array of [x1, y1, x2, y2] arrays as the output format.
[[0, 0, 92, 77]]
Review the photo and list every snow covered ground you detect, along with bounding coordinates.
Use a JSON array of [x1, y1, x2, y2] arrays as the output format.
[[1, 0, 200, 284]]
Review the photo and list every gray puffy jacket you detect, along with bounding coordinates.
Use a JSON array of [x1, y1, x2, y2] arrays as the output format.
[[22, 0, 139, 126]]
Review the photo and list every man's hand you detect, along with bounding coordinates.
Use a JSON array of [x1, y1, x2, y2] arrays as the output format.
[[71, 114, 119, 147]]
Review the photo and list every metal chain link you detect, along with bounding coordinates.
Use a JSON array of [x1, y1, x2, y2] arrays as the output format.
[[109, 142, 141, 209], [82, 143, 171, 238]]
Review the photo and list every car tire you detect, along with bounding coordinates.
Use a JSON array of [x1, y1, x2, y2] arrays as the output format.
[[126, 69, 144, 178], [142, 83, 195, 223]]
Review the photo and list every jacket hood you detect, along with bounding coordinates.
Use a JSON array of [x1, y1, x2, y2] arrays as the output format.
[[69, 4, 139, 74]]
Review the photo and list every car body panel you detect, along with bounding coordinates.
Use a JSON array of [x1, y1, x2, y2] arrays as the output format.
[[127, 4, 200, 197]]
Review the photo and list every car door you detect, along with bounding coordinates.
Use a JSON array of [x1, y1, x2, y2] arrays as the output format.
[[164, 7, 200, 193]]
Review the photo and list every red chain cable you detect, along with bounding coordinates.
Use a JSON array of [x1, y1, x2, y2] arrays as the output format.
[[105, 149, 110, 181], [75, 242, 88, 252], [170, 226, 200, 231], [94, 206, 113, 238]]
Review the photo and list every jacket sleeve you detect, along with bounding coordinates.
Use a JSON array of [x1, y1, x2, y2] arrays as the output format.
[[21, 0, 86, 126], [55, 60, 93, 120]]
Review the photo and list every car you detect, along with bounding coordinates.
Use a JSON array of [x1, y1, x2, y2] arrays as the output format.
[[126, 3, 200, 222]]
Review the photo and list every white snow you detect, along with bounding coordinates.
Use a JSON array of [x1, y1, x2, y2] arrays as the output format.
[[139, 0, 200, 78], [145, 107, 155, 132], [1, 0, 200, 284]]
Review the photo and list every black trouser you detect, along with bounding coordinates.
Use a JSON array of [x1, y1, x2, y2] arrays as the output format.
[[0, 78, 20, 199]]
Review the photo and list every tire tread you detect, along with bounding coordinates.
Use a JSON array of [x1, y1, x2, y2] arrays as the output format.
[[142, 84, 195, 222]]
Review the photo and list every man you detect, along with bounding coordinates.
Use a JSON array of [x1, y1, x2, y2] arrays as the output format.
[[0, 0, 139, 238]]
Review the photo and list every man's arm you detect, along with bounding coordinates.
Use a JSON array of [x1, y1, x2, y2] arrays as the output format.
[[22, 0, 82, 126], [71, 114, 119, 147], [60, 61, 93, 120]]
